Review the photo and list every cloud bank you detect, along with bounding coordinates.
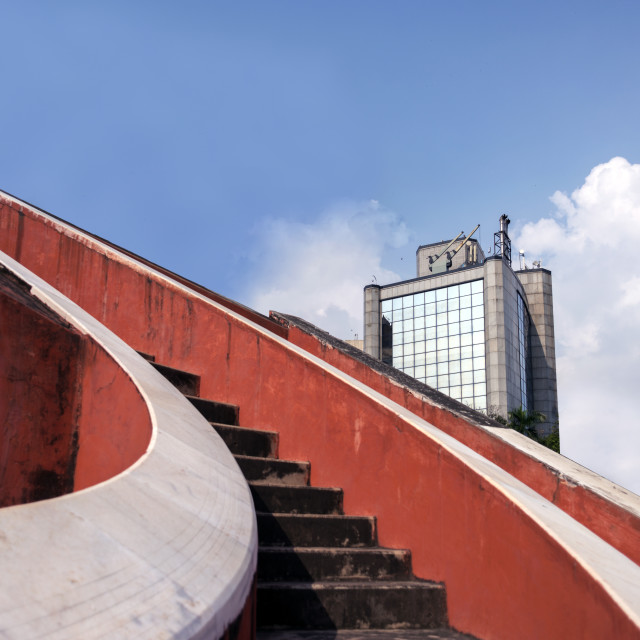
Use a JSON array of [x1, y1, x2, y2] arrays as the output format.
[[245, 200, 409, 339], [515, 157, 640, 493]]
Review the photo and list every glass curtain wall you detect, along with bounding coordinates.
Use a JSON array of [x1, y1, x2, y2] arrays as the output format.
[[381, 280, 486, 411]]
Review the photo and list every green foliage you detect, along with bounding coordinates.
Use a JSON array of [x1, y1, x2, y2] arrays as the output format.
[[490, 407, 560, 453]]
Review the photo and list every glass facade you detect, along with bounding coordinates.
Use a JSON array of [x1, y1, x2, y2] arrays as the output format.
[[517, 293, 531, 411], [381, 280, 486, 411]]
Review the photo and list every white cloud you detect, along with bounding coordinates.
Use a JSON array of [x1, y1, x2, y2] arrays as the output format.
[[245, 200, 410, 338], [515, 157, 640, 494]]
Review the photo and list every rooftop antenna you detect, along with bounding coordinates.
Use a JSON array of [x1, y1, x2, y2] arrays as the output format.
[[519, 249, 526, 270], [449, 224, 480, 266], [494, 214, 512, 266], [429, 231, 464, 273]]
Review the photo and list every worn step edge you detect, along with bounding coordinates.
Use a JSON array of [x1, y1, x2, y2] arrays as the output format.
[[236, 454, 310, 485], [257, 547, 413, 581], [150, 362, 201, 396], [256, 512, 378, 548], [257, 580, 448, 630], [250, 484, 344, 515], [186, 395, 239, 424]]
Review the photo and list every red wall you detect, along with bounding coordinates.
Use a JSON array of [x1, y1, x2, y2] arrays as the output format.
[[0, 237, 152, 501], [282, 324, 640, 567], [0, 272, 82, 505], [1, 194, 637, 639]]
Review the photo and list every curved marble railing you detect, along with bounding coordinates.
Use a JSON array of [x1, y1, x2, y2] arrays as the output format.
[[0, 252, 257, 640]]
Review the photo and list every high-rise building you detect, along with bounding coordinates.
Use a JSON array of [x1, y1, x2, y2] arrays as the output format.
[[364, 215, 558, 434]]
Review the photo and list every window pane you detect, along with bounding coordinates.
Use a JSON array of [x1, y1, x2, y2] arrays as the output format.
[[450, 386, 462, 400], [414, 304, 425, 318], [460, 333, 472, 346], [426, 376, 437, 387], [472, 318, 484, 332], [437, 313, 448, 326], [393, 297, 403, 310], [473, 356, 485, 371], [449, 372, 461, 387], [415, 352, 426, 366], [436, 288, 448, 301], [437, 324, 449, 337], [426, 364, 437, 377], [381, 299, 392, 313], [474, 383, 487, 397], [449, 347, 461, 360], [449, 359, 461, 373], [437, 361, 449, 375], [404, 367, 415, 377], [403, 331, 414, 344], [414, 316, 425, 329], [403, 296, 413, 308], [425, 291, 436, 303], [426, 339, 437, 352], [393, 357, 403, 368], [426, 326, 437, 340], [415, 340, 426, 354], [462, 384, 474, 398], [404, 342, 414, 355], [461, 358, 473, 372], [448, 297, 460, 311], [403, 307, 413, 320], [460, 307, 471, 321], [425, 302, 436, 316], [449, 322, 460, 336], [415, 329, 425, 341], [414, 292, 425, 305], [448, 285, 460, 298], [437, 349, 448, 363], [471, 280, 483, 294], [472, 292, 483, 307], [403, 319, 414, 331], [461, 370, 474, 385], [425, 315, 436, 328], [474, 369, 486, 383], [473, 330, 484, 344], [437, 300, 448, 313], [403, 356, 414, 368], [438, 375, 450, 387], [460, 320, 472, 334]]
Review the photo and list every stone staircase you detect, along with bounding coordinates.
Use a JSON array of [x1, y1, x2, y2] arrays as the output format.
[[148, 358, 476, 639]]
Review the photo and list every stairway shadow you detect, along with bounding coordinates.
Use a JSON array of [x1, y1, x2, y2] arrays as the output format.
[[147, 358, 477, 639]]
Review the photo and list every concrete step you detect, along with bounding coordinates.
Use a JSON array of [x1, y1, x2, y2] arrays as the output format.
[[258, 547, 412, 582], [150, 362, 200, 396], [251, 483, 343, 515], [257, 630, 478, 640], [236, 454, 310, 486], [185, 395, 239, 425], [256, 513, 377, 548], [257, 580, 448, 630], [211, 423, 278, 458]]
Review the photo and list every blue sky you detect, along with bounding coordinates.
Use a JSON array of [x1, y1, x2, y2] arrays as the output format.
[[3, 1, 640, 493]]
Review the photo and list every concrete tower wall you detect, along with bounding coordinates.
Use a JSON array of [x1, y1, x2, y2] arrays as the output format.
[[517, 268, 559, 434]]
